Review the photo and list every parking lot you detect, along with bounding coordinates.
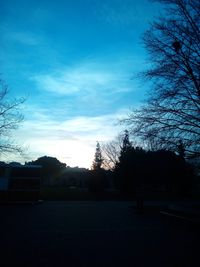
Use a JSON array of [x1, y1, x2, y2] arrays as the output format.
[[0, 201, 199, 266]]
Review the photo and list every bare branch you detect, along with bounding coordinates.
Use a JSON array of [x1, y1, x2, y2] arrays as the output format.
[[0, 79, 25, 157]]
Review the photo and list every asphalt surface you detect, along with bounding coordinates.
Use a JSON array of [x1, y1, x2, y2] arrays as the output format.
[[0, 201, 199, 267]]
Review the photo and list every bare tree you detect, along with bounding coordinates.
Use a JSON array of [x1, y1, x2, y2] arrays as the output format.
[[125, 0, 200, 159], [0, 79, 25, 156], [101, 135, 123, 170], [101, 131, 137, 170]]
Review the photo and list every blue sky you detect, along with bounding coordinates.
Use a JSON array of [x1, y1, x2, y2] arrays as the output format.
[[1, 0, 161, 168]]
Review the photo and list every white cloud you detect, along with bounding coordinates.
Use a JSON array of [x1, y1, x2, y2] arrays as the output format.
[[33, 74, 80, 95], [14, 109, 128, 168], [32, 58, 135, 96]]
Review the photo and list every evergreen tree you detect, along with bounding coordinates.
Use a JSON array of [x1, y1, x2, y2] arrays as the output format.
[[92, 142, 103, 170], [120, 130, 132, 159], [114, 131, 137, 194], [89, 142, 106, 192]]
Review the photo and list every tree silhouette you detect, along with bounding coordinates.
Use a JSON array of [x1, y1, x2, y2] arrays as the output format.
[[124, 0, 200, 160], [27, 156, 66, 185], [101, 134, 124, 170], [114, 131, 141, 194], [120, 130, 132, 156], [113, 129, 194, 196], [92, 141, 103, 170], [0, 79, 25, 156], [89, 142, 107, 192]]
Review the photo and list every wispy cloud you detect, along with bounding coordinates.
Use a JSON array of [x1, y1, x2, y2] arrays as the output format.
[[14, 109, 128, 167], [32, 57, 135, 97], [0, 22, 40, 46]]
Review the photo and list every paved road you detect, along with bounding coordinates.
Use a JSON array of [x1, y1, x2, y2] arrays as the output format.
[[0, 201, 199, 266]]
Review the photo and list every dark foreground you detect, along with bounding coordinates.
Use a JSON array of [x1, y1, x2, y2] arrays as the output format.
[[0, 201, 199, 267]]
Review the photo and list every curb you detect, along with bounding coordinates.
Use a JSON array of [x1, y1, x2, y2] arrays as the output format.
[[160, 208, 200, 224]]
